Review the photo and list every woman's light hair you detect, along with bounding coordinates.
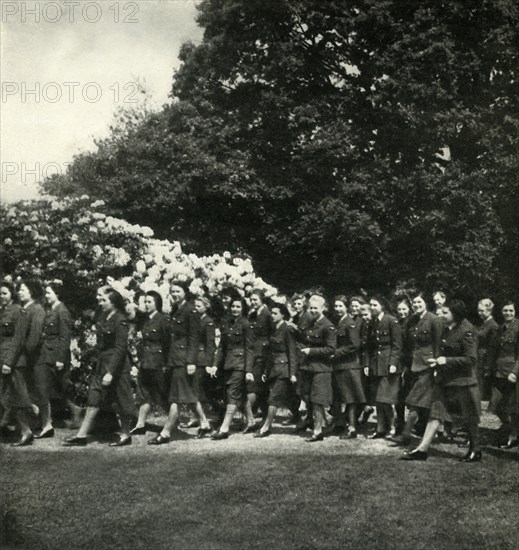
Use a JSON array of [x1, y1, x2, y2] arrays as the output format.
[[478, 298, 494, 312]]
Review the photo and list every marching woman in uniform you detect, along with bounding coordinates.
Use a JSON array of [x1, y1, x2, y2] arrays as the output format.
[[489, 300, 519, 449], [476, 299, 498, 402], [212, 298, 254, 440], [32, 281, 72, 439], [64, 287, 135, 447], [363, 295, 402, 439], [402, 299, 481, 462], [255, 303, 298, 437], [299, 295, 336, 442], [130, 291, 169, 436], [391, 292, 443, 445], [395, 298, 412, 435], [0, 281, 23, 436], [192, 295, 217, 438], [332, 296, 365, 439], [3, 281, 45, 446], [148, 281, 209, 444], [245, 289, 273, 432]]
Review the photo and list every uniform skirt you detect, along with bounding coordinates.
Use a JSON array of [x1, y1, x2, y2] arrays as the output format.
[[168, 366, 201, 405], [31, 362, 72, 408], [0, 368, 33, 410], [489, 378, 517, 417], [301, 370, 332, 407], [406, 370, 434, 410], [246, 356, 267, 395], [369, 373, 400, 405], [268, 377, 290, 408], [87, 371, 135, 417], [341, 369, 366, 405], [224, 369, 245, 406], [429, 384, 481, 424], [135, 368, 167, 409]]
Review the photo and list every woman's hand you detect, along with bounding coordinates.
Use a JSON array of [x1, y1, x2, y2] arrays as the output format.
[[363, 367, 369, 376], [389, 365, 397, 374], [186, 364, 196, 376], [290, 375, 297, 384], [206, 366, 217, 378], [427, 358, 438, 368], [102, 373, 113, 386], [245, 372, 254, 382], [55, 361, 64, 371], [2, 364, 11, 375], [301, 348, 310, 355], [508, 373, 517, 384]]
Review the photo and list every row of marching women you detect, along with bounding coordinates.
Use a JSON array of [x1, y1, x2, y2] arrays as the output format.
[[1, 279, 518, 463]]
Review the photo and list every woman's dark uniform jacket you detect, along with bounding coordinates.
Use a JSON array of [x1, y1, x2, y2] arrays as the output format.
[[0, 302, 31, 409], [193, 313, 216, 403], [166, 301, 200, 404], [214, 316, 254, 405], [265, 321, 298, 407], [332, 314, 365, 405], [86, 310, 135, 416], [299, 316, 336, 406], [363, 313, 402, 404], [3, 301, 45, 409], [489, 318, 519, 416], [476, 317, 498, 400], [429, 319, 480, 423], [405, 311, 443, 410], [247, 306, 274, 395], [135, 312, 169, 408], [34, 302, 72, 408]]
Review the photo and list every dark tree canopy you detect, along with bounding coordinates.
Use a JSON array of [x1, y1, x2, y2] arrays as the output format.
[[43, 0, 519, 303]]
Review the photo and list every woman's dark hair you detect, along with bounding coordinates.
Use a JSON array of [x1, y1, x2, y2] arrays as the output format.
[[397, 298, 412, 311], [502, 299, 516, 309], [271, 302, 291, 320], [44, 280, 65, 301], [370, 294, 389, 312], [348, 295, 366, 307], [444, 299, 467, 324], [231, 297, 249, 317], [411, 291, 428, 303], [334, 295, 349, 308], [145, 290, 163, 312], [221, 286, 241, 301], [170, 280, 191, 298], [17, 279, 43, 301], [251, 288, 266, 302], [1, 281, 16, 301], [105, 289, 126, 313]]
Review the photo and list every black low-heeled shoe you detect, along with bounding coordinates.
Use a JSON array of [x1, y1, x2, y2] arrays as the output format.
[[35, 428, 55, 439], [401, 449, 428, 461], [63, 436, 88, 447], [12, 433, 34, 447], [197, 427, 212, 439], [254, 430, 271, 438], [109, 436, 132, 447], [367, 431, 386, 440], [129, 426, 146, 436], [306, 433, 324, 443], [340, 430, 357, 440], [211, 431, 229, 440], [147, 435, 170, 445], [460, 450, 482, 463]]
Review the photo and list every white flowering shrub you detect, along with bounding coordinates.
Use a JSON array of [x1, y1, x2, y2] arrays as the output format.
[[0, 195, 277, 403]]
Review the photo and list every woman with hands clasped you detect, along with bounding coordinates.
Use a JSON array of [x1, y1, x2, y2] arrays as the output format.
[[64, 287, 135, 447]]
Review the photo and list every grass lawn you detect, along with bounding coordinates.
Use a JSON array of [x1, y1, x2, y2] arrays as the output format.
[[1, 410, 518, 550]]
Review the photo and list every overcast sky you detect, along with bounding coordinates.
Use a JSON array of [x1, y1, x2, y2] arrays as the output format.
[[1, 0, 203, 203]]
